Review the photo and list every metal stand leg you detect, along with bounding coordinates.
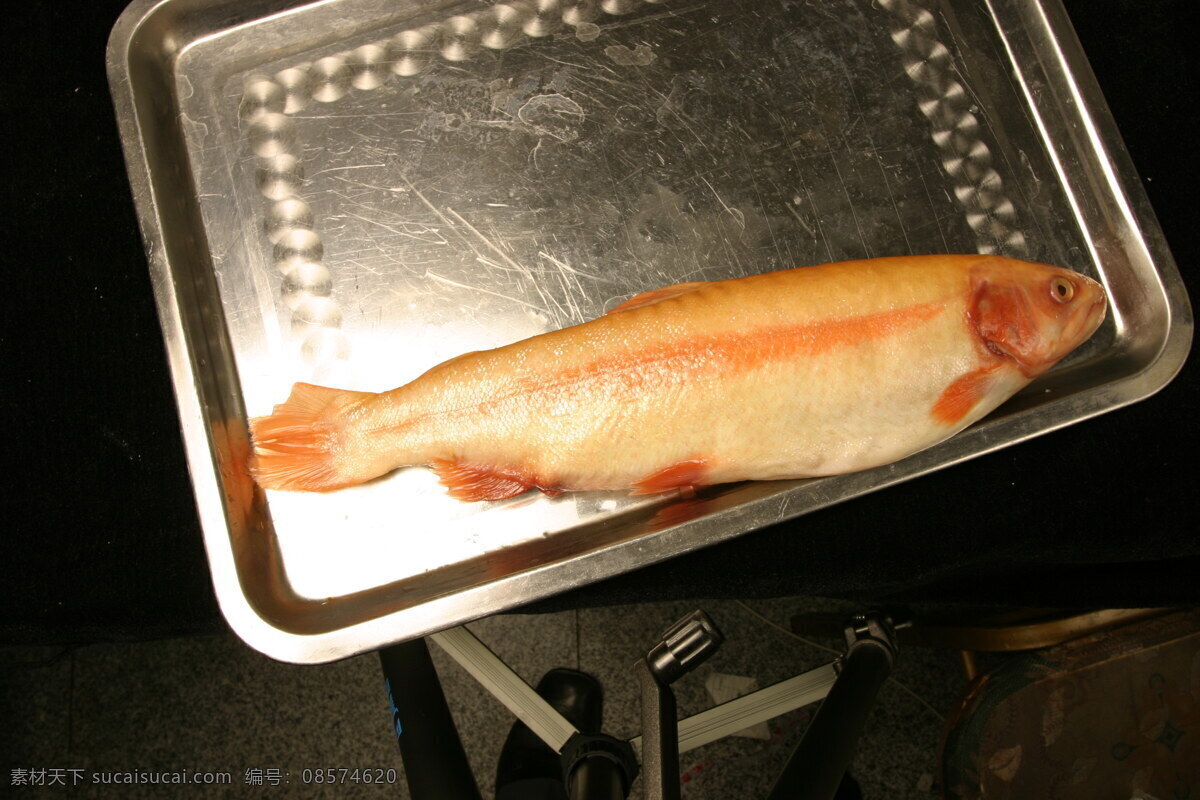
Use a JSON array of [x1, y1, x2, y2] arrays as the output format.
[[429, 626, 639, 800], [635, 611, 724, 800], [379, 637, 483, 800], [431, 627, 579, 753], [767, 613, 897, 800], [376, 609, 893, 800], [560, 734, 638, 800]]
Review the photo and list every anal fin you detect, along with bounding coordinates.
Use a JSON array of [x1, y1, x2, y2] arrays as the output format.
[[431, 459, 538, 502]]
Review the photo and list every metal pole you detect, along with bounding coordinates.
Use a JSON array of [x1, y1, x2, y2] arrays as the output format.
[[379, 637, 483, 800], [565, 742, 633, 800], [767, 616, 896, 800], [636, 658, 680, 800], [635, 610, 724, 800], [431, 626, 578, 753]]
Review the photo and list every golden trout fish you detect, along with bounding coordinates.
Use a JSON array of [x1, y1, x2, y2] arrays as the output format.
[[250, 255, 1106, 500]]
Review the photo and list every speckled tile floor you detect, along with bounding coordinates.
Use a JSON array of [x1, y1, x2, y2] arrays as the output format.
[[2, 597, 964, 798]]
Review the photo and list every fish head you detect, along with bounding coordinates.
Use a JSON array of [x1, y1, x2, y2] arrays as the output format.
[[969, 259, 1108, 377]]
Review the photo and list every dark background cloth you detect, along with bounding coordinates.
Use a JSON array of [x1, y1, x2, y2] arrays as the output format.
[[1, 0, 1196, 644]]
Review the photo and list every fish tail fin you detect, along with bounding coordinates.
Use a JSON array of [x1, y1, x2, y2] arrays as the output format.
[[249, 382, 375, 492]]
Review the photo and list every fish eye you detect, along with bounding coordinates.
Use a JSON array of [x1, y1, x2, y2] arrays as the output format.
[[1050, 277, 1075, 304]]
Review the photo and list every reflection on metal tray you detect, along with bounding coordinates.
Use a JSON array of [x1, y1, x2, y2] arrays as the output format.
[[107, 0, 1190, 662]]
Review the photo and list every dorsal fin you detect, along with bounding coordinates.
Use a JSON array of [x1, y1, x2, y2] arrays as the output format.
[[605, 281, 710, 315]]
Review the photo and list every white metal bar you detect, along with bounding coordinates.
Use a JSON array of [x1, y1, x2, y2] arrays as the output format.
[[629, 662, 839, 756], [430, 626, 579, 753]]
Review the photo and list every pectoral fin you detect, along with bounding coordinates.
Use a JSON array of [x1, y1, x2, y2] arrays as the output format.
[[931, 367, 999, 426], [631, 457, 711, 495]]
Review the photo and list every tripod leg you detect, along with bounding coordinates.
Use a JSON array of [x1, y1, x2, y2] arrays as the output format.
[[767, 614, 896, 800], [379, 637, 482, 800], [636, 610, 724, 800], [566, 746, 632, 800], [637, 658, 682, 800]]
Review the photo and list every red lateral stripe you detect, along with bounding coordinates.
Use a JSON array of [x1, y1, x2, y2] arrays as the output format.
[[375, 302, 949, 439], [530, 302, 947, 397]]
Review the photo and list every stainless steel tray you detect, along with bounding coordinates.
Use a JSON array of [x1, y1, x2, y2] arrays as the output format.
[[108, 0, 1191, 663]]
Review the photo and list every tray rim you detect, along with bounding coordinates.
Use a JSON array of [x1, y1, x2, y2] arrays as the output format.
[[107, 0, 1193, 664]]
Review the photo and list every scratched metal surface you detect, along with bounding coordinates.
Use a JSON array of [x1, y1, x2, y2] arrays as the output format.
[[229, 0, 1022, 602], [110, 0, 1190, 660]]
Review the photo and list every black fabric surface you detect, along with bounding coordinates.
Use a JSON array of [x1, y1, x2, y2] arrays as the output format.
[[2, 0, 1196, 644]]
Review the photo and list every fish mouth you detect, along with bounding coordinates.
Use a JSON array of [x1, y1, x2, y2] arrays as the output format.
[[1045, 290, 1107, 374], [1076, 293, 1109, 341]]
